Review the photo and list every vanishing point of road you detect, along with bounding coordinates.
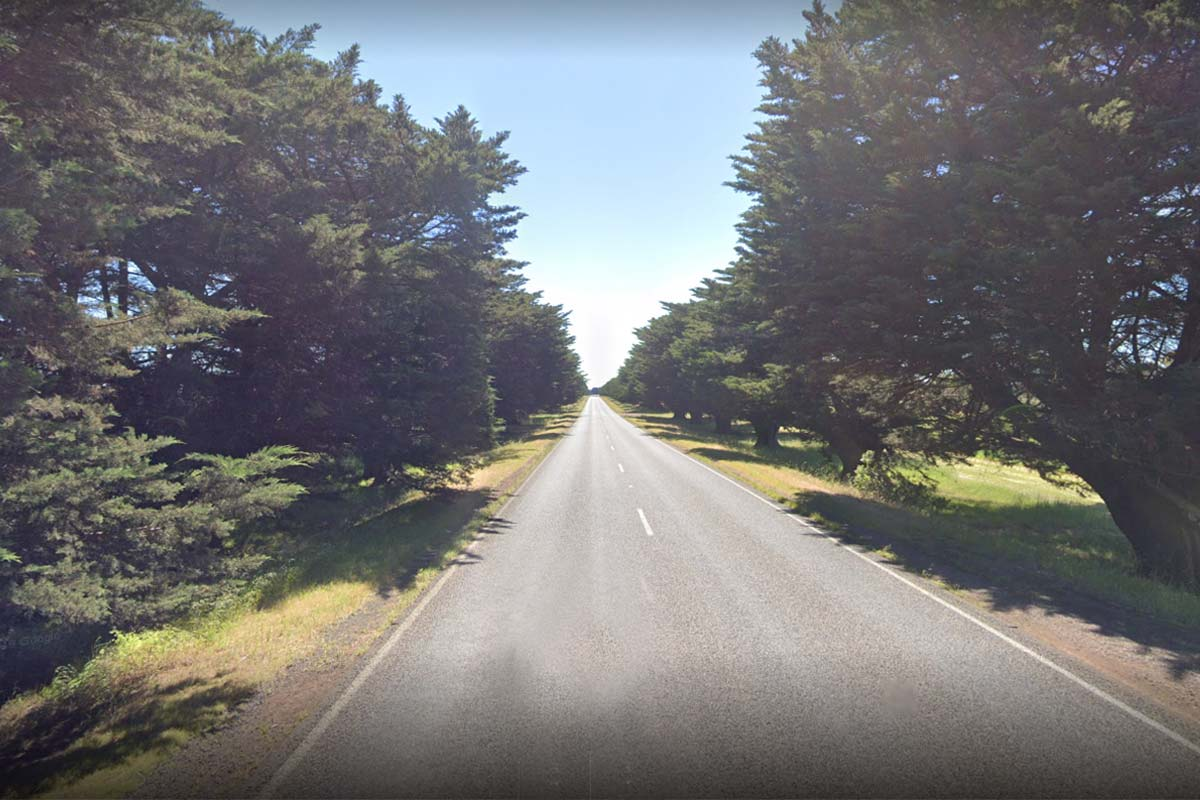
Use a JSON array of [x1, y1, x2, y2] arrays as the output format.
[[262, 397, 1200, 797]]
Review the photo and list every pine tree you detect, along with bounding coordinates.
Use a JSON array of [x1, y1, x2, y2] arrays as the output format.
[[733, 0, 1200, 584]]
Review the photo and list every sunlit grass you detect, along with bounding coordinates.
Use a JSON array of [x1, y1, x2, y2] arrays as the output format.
[[0, 401, 584, 799], [607, 399, 1200, 628]]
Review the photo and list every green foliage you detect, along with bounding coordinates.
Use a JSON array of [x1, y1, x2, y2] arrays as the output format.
[[0, 398, 313, 628], [609, 0, 1200, 586], [852, 451, 946, 513], [623, 303, 696, 414], [729, 0, 1200, 584], [486, 282, 586, 426], [0, 0, 581, 646]]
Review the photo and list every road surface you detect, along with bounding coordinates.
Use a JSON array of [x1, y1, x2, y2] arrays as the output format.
[[264, 397, 1200, 797]]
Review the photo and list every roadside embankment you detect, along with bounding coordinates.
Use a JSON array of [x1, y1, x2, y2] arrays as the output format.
[[0, 401, 583, 799]]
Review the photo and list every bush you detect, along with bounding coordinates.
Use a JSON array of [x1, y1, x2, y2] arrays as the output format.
[[0, 397, 312, 630]]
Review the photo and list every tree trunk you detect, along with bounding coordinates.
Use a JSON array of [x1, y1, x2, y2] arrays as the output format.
[[830, 441, 865, 478], [1066, 456, 1200, 588], [117, 259, 130, 316], [824, 426, 869, 478], [713, 414, 732, 434], [362, 451, 393, 484], [751, 417, 779, 449], [672, 409, 686, 422], [687, 409, 703, 425], [975, 379, 1200, 588], [99, 262, 114, 319]]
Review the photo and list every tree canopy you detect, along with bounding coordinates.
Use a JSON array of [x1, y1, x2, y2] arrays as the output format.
[[0, 0, 583, 634], [609, 0, 1200, 586]]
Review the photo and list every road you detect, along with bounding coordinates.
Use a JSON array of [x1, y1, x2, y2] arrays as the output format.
[[264, 397, 1200, 797]]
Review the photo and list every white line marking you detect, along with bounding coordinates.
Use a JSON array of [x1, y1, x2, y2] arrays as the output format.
[[637, 508, 654, 537], [618, 463, 625, 473], [610, 445, 615, 452], [260, 418, 577, 797], [608, 405, 1200, 760]]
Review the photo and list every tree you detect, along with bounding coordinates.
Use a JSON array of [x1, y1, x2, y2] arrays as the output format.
[[106, 32, 526, 481], [689, 269, 794, 446], [625, 304, 697, 419], [487, 279, 585, 426], [734, 0, 1200, 584], [0, 0, 584, 635], [669, 283, 742, 433], [600, 363, 638, 403], [0, 268, 311, 629]]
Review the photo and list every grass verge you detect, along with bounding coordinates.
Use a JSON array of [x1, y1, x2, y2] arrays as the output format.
[[0, 401, 583, 799], [605, 399, 1200, 629]]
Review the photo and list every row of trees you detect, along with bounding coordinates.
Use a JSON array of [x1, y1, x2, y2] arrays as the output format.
[[607, 0, 1200, 587], [0, 0, 583, 635]]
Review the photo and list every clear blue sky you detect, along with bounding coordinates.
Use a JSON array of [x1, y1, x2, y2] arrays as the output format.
[[205, 1, 817, 384]]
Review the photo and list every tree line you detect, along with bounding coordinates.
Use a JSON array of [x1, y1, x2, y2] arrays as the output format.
[[0, 0, 584, 637], [606, 0, 1200, 587]]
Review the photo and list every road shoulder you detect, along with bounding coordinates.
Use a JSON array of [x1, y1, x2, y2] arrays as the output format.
[[134, 405, 583, 800]]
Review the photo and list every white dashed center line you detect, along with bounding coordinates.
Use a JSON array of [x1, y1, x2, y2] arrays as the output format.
[[637, 508, 654, 537], [618, 463, 625, 473]]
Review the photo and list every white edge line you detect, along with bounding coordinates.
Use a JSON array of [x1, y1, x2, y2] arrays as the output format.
[[618, 463, 625, 473], [637, 507, 654, 537], [608, 404, 1200, 760], [260, 412, 581, 797]]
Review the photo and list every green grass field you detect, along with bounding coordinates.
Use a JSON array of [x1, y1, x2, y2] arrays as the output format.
[[607, 400, 1200, 629], [0, 402, 583, 799]]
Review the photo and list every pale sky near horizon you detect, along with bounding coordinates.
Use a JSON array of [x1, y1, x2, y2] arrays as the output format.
[[205, 1, 818, 384]]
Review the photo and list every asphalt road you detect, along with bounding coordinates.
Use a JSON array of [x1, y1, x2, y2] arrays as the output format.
[[264, 397, 1200, 798]]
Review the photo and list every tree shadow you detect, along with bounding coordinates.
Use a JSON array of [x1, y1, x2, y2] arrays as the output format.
[[255, 485, 501, 606], [688, 444, 838, 478], [520, 430, 573, 442], [619, 405, 1200, 676], [625, 406, 1200, 675], [0, 674, 255, 797], [477, 517, 514, 537], [783, 488, 1200, 679], [0, 405, 581, 797], [499, 410, 580, 444], [0, 483, 530, 798], [626, 410, 844, 480]]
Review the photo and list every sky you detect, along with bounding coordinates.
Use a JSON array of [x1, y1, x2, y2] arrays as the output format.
[[205, 1, 817, 384]]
